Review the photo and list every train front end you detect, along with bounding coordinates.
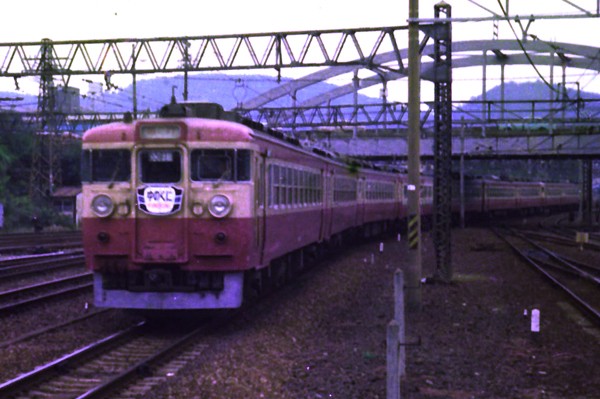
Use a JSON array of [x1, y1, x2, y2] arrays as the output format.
[[81, 110, 258, 310]]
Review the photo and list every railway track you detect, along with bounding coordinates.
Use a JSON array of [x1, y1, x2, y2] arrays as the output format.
[[0, 308, 110, 349], [513, 228, 600, 251], [536, 215, 600, 250], [0, 315, 231, 398], [493, 227, 600, 325], [0, 250, 84, 280], [0, 272, 92, 314], [0, 230, 82, 254]]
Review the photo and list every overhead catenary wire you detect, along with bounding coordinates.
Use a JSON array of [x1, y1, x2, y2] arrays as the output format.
[[495, 0, 565, 97]]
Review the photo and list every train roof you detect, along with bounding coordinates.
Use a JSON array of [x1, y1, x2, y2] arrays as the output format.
[[82, 117, 254, 144], [82, 101, 404, 177]]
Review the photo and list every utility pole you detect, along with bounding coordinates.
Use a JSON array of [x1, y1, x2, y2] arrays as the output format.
[[132, 45, 137, 119], [183, 39, 190, 101], [406, 0, 422, 310]]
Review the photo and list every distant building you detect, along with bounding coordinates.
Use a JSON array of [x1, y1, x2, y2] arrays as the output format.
[[52, 186, 81, 225], [54, 86, 80, 113]]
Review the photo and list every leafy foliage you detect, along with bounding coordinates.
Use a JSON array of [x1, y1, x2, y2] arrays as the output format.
[[0, 112, 78, 230]]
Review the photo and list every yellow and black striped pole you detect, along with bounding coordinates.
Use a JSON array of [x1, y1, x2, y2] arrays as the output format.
[[407, 213, 420, 250]]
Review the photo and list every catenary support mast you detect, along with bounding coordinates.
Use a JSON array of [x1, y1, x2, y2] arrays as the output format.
[[29, 39, 61, 198], [406, 0, 422, 310], [432, 2, 453, 282]]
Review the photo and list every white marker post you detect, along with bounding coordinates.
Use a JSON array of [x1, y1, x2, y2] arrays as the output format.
[[531, 308, 540, 342]]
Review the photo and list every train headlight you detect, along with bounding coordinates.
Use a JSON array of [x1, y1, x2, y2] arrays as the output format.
[[208, 195, 232, 218], [91, 194, 114, 217]]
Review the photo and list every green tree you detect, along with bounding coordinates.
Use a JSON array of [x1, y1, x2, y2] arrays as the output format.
[[0, 111, 77, 230]]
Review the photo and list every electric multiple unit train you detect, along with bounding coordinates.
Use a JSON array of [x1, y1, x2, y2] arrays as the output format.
[[80, 102, 579, 311]]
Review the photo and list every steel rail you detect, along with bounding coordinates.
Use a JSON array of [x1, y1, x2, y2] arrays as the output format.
[[0, 253, 84, 279], [75, 315, 234, 399], [492, 227, 600, 325], [0, 273, 92, 313], [0, 309, 110, 349], [0, 231, 81, 244], [0, 240, 82, 254], [0, 321, 146, 397], [0, 311, 237, 398], [510, 229, 600, 285], [0, 249, 83, 267]]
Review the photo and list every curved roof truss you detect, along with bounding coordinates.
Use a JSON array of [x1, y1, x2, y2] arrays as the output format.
[[242, 39, 600, 109]]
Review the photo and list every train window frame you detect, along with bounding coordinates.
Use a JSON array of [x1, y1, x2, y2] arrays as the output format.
[[334, 176, 358, 203], [300, 171, 306, 206], [281, 167, 289, 207], [287, 167, 293, 206], [366, 180, 394, 201], [190, 149, 251, 182], [266, 164, 324, 209], [138, 148, 182, 184], [292, 169, 299, 207], [272, 165, 278, 206], [81, 149, 131, 183]]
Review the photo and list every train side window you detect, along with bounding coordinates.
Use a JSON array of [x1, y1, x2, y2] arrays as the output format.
[[298, 171, 305, 206], [139, 149, 182, 183], [81, 149, 131, 182], [304, 172, 309, 205], [267, 165, 274, 207], [316, 174, 323, 204], [287, 168, 293, 206], [281, 167, 289, 206], [273, 165, 281, 206], [292, 169, 299, 206], [308, 173, 315, 204]]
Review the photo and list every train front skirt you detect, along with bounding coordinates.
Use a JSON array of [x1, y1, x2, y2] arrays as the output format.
[[92, 272, 244, 309]]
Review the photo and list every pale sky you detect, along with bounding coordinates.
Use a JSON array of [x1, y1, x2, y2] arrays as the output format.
[[1, 0, 599, 101], [1, 1, 596, 43]]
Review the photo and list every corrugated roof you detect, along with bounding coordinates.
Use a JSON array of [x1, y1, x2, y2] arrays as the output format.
[[51, 186, 81, 197]]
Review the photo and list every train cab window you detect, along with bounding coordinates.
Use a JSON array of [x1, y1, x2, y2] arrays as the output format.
[[139, 149, 182, 183], [81, 149, 131, 182], [191, 149, 251, 182]]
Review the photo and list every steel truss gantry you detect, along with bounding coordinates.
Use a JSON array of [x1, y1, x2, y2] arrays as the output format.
[[1, 36, 598, 133], [0, 26, 411, 197], [0, 26, 409, 81], [0, 21, 598, 205]]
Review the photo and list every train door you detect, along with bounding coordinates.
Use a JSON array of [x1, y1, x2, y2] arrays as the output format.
[[133, 147, 188, 263], [256, 155, 267, 265], [479, 180, 486, 213], [319, 168, 332, 241], [541, 184, 546, 208], [357, 177, 366, 226], [328, 170, 335, 235]]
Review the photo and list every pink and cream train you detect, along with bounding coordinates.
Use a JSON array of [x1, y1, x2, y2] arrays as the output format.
[[80, 102, 578, 310]]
